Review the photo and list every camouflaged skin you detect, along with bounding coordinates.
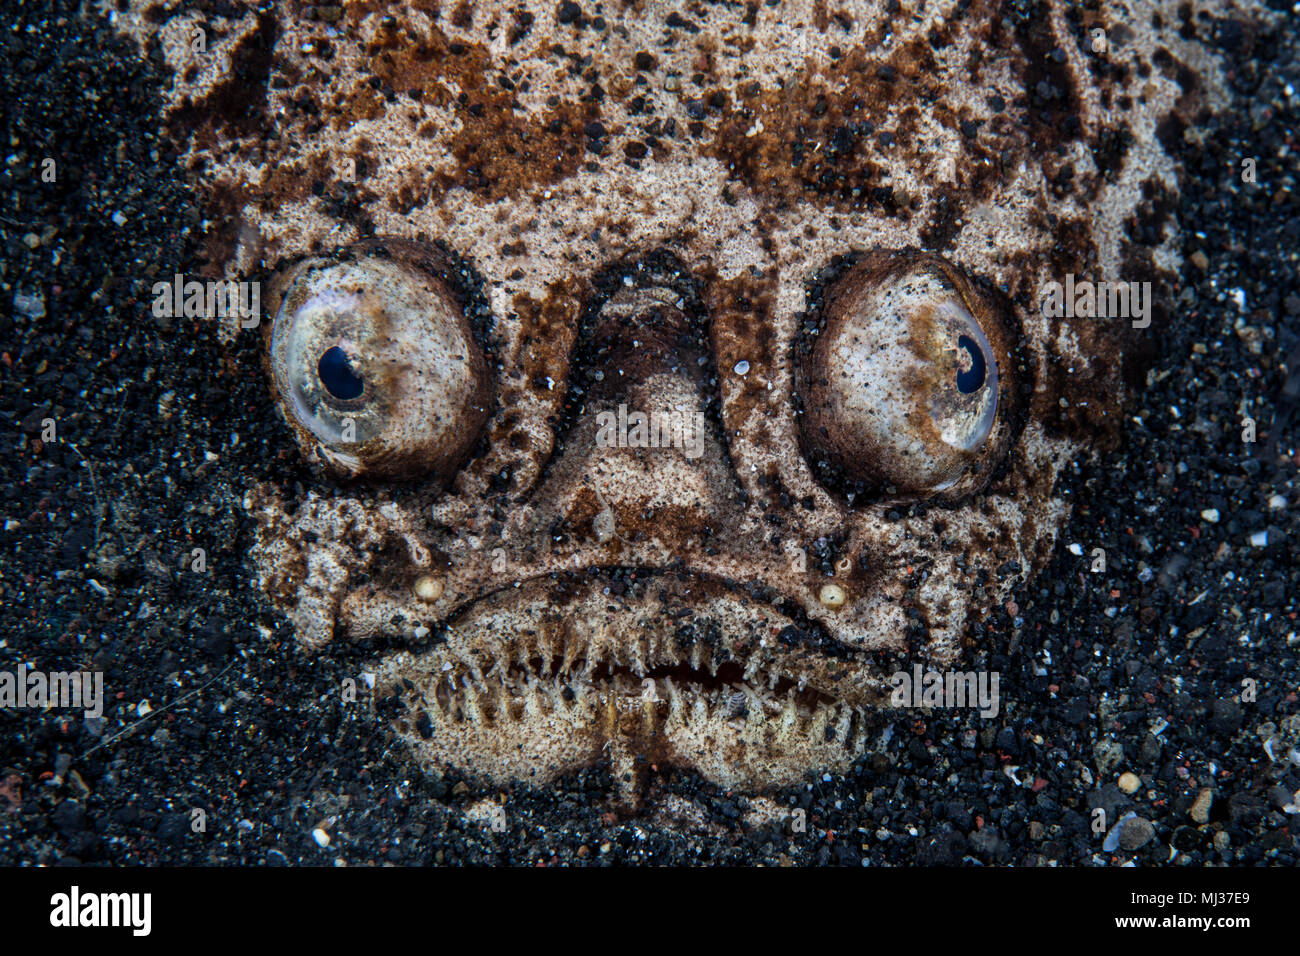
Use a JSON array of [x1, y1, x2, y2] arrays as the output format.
[[108, 0, 1262, 807]]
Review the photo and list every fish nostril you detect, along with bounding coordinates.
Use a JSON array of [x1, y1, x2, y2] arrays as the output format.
[[529, 253, 744, 531], [588, 297, 696, 394], [551, 252, 722, 453]]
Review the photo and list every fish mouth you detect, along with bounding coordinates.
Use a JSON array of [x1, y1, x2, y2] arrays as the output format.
[[373, 569, 896, 808]]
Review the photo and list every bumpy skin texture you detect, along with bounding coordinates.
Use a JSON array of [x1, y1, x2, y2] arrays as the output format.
[[108, 0, 1258, 807]]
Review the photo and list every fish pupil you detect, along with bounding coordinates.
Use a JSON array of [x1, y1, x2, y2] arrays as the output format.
[[955, 335, 986, 394], [319, 345, 365, 400]]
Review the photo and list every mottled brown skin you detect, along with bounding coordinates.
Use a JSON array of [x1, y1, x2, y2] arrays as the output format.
[[106, 0, 1261, 809]]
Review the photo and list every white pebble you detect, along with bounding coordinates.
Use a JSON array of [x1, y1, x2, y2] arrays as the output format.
[[13, 291, 46, 319], [1268, 494, 1286, 510], [1102, 812, 1136, 853], [1200, 508, 1220, 523], [312, 828, 330, 847], [733, 360, 750, 375], [1249, 530, 1269, 548]]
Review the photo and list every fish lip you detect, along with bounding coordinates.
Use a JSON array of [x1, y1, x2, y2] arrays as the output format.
[[407, 564, 870, 665], [377, 567, 894, 715], [437, 564, 861, 652]]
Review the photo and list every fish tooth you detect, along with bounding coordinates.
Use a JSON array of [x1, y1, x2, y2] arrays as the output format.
[[776, 694, 799, 742], [663, 635, 682, 667], [457, 653, 487, 691], [537, 630, 554, 677], [571, 677, 589, 710], [640, 681, 659, 725], [491, 633, 510, 668], [462, 683, 487, 725], [591, 623, 611, 663], [524, 678, 543, 718], [547, 677, 566, 711], [807, 703, 830, 741], [436, 678, 457, 714], [560, 626, 583, 675], [835, 705, 853, 744], [663, 677, 682, 717]]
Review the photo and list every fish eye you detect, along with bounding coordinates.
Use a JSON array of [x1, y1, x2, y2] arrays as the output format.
[[267, 241, 494, 480], [796, 251, 1014, 499]]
